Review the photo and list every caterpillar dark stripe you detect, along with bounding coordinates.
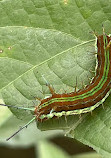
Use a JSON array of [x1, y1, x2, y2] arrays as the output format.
[[1, 29, 111, 140]]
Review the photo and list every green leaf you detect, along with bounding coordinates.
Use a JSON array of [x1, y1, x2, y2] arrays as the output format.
[[0, 26, 95, 143], [71, 152, 102, 158], [37, 140, 69, 158], [1, 0, 111, 158], [1, 0, 111, 39], [0, 26, 93, 118], [0, 26, 95, 127], [0, 113, 62, 146], [68, 95, 111, 158]]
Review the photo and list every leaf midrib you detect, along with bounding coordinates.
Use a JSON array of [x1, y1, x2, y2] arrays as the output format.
[[0, 38, 95, 92]]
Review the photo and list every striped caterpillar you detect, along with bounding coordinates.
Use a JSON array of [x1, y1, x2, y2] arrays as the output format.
[[1, 29, 111, 140]]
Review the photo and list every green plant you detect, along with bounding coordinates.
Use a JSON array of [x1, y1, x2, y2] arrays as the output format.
[[0, 0, 111, 157]]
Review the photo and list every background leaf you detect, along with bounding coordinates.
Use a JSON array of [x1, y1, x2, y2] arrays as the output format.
[[37, 140, 69, 158], [0, 0, 111, 157], [71, 152, 102, 158]]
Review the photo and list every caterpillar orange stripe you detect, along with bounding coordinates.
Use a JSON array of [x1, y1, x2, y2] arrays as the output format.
[[35, 32, 111, 121], [1, 30, 111, 140]]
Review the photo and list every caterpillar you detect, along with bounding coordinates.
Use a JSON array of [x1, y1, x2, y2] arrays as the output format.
[[1, 29, 111, 140]]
